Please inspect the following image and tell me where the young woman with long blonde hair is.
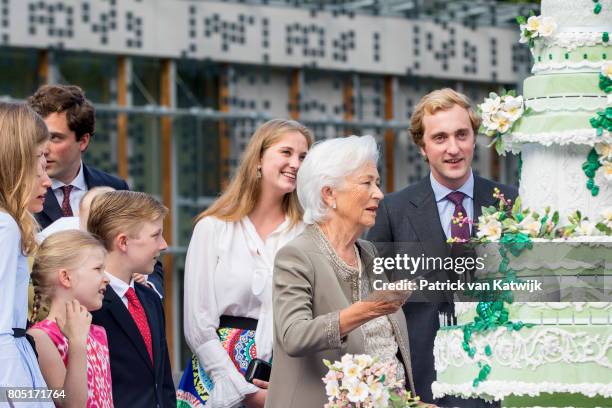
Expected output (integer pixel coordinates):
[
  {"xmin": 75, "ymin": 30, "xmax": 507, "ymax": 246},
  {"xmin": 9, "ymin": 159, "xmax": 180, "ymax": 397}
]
[
  {"xmin": 178, "ymin": 119, "xmax": 313, "ymax": 408},
  {"xmin": 0, "ymin": 102, "xmax": 53, "ymax": 406}
]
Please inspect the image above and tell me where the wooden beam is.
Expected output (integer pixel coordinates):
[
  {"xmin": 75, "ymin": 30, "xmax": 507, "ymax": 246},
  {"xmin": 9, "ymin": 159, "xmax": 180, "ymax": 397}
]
[
  {"xmin": 343, "ymin": 75, "xmax": 354, "ymax": 131},
  {"xmin": 384, "ymin": 76, "xmax": 395, "ymax": 192},
  {"xmin": 116, "ymin": 56, "xmax": 129, "ymax": 181},
  {"xmin": 289, "ymin": 69, "xmax": 301, "ymax": 120},
  {"xmin": 219, "ymin": 64, "xmax": 231, "ymax": 189},
  {"xmin": 159, "ymin": 58, "xmax": 175, "ymax": 366},
  {"xmin": 37, "ymin": 50, "xmax": 50, "ymax": 85}
]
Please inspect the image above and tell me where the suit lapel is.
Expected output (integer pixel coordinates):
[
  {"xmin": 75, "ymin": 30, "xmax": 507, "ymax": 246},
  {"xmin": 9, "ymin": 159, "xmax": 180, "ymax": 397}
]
[
  {"xmin": 104, "ymin": 286, "xmax": 155, "ymax": 374},
  {"xmin": 404, "ymin": 177, "xmax": 449, "ymax": 258},
  {"xmin": 41, "ymin": 187, "xmax": 63, "ymax": 224},
  {"xmin": 82, "ymin": 164, "xmax": 98, "ymax": 188}
]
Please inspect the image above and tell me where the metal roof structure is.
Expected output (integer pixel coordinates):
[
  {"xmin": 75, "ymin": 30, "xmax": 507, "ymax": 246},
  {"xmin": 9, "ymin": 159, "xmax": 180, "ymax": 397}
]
[{"xmin": 196, "ymin": 0, "xmax": 540, "ymax": 27}]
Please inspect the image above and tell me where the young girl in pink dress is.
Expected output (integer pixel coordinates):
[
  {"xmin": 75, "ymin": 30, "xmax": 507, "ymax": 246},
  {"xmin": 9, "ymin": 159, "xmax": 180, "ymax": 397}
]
[{"xmin": 28, "ymin": 230, "xmax": 113, "ymax": 407}]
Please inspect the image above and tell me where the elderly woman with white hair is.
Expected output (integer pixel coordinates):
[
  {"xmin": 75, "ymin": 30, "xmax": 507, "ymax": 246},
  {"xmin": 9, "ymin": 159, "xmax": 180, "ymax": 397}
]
[{"xmin": 265, "ymin": 135, "xmax": 415, "ymax": 407}]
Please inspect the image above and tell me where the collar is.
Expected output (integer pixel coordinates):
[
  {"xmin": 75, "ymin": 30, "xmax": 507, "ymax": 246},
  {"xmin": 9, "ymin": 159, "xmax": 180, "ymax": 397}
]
[
  {"xmin": 430, "ymin": 170, "xmax": 474, "ymax": 203},
  {"xmin": 243, "ymin": 215, "xmax": 291, "ymax": 242},
  {"xmin": 51, "ymin": 161, "xmax": 87, "ymax": 191},
  {"xmin": 105, "ymin": 271, "xmax": 135, "ymax": 299}
]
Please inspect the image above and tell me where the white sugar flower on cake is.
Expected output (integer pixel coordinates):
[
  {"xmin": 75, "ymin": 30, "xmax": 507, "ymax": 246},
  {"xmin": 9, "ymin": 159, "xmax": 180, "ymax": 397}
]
[
  {"xmin": 476, "ymin": 215, "xmax": 503, "ymax": 241},
  {"xmin": 603, "ymin": 61, "xmax": 612, "ymax": 80},
  {"xmin": 595, "ymin": 143, "xmax": 612, "ymax": 162},
  {"xmin": 537, "ymin": 16, "xmax": 557, "ymax": 37},
  {"xmin": 501, "ymin": 95, "xmax": 525, "ymax": 122},
  {"xmin": 517, "ymin": 215, "xmax": 541, "ymax": 237},
  {"xmin": 480, "ymin": 93, "xmax": 502, "ymax": 116},
  {"xmin": 575, "ymin": 220, "xmax": 602, "ymax": 236},
  {"xmin": 485, "ymin": 113, "xmax": 512, "ymax": 134},
  {"xmin": 518, "ymin": 14, "xmax": 557, "ymax": 46},
  {"xmin": 601, "ymin": 208, "xmax": 612, "ymax": 229},
  {"xmin": 603, "ymin": 161, "xmax": 612, "ymax": 181},
  {"xmin": 479, "ymin": 92, "xmax": 526, "ymax": 154}
]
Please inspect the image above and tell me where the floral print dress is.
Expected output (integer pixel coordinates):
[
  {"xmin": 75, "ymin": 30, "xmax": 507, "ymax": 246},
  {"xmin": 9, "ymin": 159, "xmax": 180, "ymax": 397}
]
[{"xmin": 31, "ymin": 319, "xmax": 113, "ymax": 407}]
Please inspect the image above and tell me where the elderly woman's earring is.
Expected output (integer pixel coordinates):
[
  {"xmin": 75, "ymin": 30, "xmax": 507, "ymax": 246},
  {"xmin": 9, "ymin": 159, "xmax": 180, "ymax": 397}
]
[
  {"xmin": 256, "ymin": 165, "xmax": 262, "ymax": 179},
  {"xmin": 332, "ymin": 202, "xmax": 337, "ymax": 209}
]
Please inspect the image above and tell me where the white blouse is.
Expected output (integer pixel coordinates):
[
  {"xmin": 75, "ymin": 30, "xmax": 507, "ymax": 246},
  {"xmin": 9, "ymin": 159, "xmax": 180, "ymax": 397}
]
[{"xmin": 183, "ymin": 215, "xmax": 304, "ymax": 408}]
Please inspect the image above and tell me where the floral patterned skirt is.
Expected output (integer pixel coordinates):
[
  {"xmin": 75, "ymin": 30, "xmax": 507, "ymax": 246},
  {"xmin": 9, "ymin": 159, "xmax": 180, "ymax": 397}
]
[{"xmin": 176, "ymin": 326, "xmax": 257, "ymax": 408}]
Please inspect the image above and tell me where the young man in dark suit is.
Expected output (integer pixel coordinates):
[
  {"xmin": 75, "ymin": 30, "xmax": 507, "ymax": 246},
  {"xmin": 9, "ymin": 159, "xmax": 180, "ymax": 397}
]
[
  {"xmin": 27, "ymin": 85, "xmax": 128, "ymax": 229},
  {"xmin": 88, "ymin": 191, "xmax": 176, "ymax": 408},
  {"xmin": 367, "ymin": 88, "xmax": 518, "ymax": 407},
  {"xmin": 28, "ymin": 85, "xmax": 164, "ymax": 297}
]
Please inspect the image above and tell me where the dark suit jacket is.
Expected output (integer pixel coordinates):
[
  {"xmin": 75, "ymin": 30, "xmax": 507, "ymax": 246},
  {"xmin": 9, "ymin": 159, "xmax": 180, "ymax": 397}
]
[
  {"xmin": 35, "ymin": 164, "xmax": 129, "ymax": 229},
  {"xmin": 367, "ymin": 174, "xmax": 518, "ymax": 406},
  {"xmin": 92, "ymin": 283, "xmax": 176, "ymax": 408},
  {"xmin": 35, "ymin": 163, "xmax": 165, "ymax": 296}
]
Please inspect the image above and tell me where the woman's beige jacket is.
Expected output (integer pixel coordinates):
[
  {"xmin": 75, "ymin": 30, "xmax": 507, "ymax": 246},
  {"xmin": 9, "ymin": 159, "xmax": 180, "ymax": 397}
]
[{"xmin": 265, "ymin": 225, "xmax": 414, "ymax": 408}]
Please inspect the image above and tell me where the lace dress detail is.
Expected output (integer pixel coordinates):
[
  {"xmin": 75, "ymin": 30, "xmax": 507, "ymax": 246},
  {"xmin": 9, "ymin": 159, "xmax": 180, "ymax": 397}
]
[
  {"xmin": 360, "ymin": 273, "xmax": 406, "ymax": 383},
  {"xmin": 309, "ymin": 224, "xmax": 405, "ymax": 381}
]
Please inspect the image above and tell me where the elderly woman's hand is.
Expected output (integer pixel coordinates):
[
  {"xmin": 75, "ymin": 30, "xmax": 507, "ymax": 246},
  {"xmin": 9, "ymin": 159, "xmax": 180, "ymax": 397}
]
[{"xmin": 338, "ymin": 299, "xmax": 403, "ymax": 337}]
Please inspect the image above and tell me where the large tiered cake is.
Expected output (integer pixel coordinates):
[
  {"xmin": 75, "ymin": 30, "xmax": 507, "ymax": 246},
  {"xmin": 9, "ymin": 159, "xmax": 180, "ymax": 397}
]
[{"xmin": 432, "ymin": 0, "xmax": 612, "ymax": 406}]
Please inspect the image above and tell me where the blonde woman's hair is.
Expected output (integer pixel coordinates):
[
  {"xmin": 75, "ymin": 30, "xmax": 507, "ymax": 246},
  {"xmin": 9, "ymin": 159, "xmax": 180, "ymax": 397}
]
[
  {"xmin": 30, "ymin": 230, "xmax": 106, "ymax": 322},
  {"xmin": 409, "ymin": 88, "xmax": 481, "ymax": 148},
  {"xmin": 196, "ymin": 119, "xmax": 313, "ymax": 226},
  {"xmin": 87, "ymin": 190, "xmax": 168, "ymax": 251},
  {"xmin": 0, "ymin": 102, "xmax": 49, "ymax": 255}
]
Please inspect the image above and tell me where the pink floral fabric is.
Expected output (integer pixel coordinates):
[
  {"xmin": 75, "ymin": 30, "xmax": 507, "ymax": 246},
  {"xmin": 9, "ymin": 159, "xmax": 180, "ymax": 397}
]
[{"xmin": 32, "ymin": 319, "xmax": 113, "ymax": 407}]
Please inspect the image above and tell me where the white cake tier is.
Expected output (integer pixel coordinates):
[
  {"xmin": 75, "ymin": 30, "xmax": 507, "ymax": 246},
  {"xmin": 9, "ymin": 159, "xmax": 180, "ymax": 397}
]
[
  {"xmin": 519, "ymin": 143, "xmax": 612, "ymax": 222},
  {"xmin": 541, "ymin": 0, "xmax": 612, "ymax": 31},
  {"xmin": 455, "ymin": 302, "xmax": 612, "ymax": 325},
  {"xmin": 433, "ymin": 324, "xmax": 612, "ymax": 402}
]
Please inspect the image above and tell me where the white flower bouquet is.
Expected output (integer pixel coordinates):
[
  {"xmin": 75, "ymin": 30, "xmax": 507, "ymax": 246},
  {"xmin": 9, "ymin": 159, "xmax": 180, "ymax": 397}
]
[
  {"xmin": 478, "ymin": 90, "xmax": 526, "ymax": 154},
  {"xmin": 322, "ymin": 354, "xmax": 424, "ymax": 408}
]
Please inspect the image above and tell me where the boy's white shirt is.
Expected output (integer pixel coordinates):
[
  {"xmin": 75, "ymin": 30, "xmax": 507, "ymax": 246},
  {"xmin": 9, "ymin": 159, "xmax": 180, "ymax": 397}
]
[
  {"xmin": 105, "ymin": 271, "xmax": 134, "ymax": 309},
  {"xmin": 104, "ymin": 269, "xmax": 163, "ymax": 302}
]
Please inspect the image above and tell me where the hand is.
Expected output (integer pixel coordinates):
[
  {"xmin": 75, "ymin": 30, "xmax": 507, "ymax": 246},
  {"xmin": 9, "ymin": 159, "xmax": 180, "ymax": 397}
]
[
  {"xmin": 243, "ymin": 388, "xmax": 267, "ymax": 408},
  {"xmin": 252, "ymin": 379, "xmax": 269, "ymax": 389},
  {"xmin": 55, "ymin": 299, "xmax": 91, "ymax": 346},
  {"xmin": 359, "ymin": 298, "xmax": 404, "ymax": 319},
  {"xmin": 133, "ymin": 273, "xmax": 148, "ymax": 284},
  {"xmin": 339, "ymin": 299, "xmax": 403, "ymax": 337}
]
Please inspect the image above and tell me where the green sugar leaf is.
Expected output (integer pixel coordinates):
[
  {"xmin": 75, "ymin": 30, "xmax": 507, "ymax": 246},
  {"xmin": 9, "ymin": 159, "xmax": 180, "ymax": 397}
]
[{"xmin": 594, "ymin": 3, "xmax": 602, "ymax": 14}]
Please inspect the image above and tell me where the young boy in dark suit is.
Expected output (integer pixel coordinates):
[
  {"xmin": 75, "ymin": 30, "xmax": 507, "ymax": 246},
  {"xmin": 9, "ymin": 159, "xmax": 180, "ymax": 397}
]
[{"xmin": 88, "ymin": 190, "xmax": 176, "ymax": 408}]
